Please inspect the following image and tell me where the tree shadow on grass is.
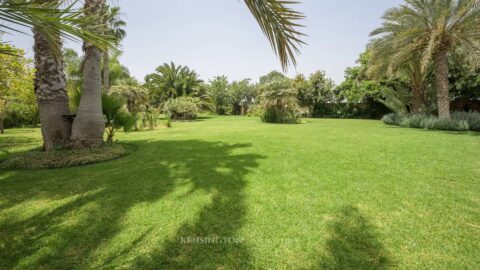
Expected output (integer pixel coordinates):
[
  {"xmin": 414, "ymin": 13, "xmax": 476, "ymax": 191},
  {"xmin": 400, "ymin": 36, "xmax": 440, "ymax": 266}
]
[
  {"xmin": 315, "ymin": 206, "xmax": 392, "ymax": 270},
  {"xmin": 0, "ymin": 139, "xmax": 263, "ymax": 269}
]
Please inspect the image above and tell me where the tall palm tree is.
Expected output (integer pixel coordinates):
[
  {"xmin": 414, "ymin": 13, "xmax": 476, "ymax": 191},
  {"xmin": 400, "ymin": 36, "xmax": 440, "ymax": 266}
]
[
  {"xmin": 32, "ymin": 1, "xmax": 71, "ymax": 150},
  {"xmin": 70, "ymin": 0, "xmax": 106, "ymax": 147},
  {"xmin": 368, "ymin": 38, "xmax": 431, "ymax": 113},
  {"xmin": 103, "ymin": 5, "xmax": 126, "ymax": 93},
  {"xmin": 371, "ymin": 0, "xmax": 480, "ymax": 118}
]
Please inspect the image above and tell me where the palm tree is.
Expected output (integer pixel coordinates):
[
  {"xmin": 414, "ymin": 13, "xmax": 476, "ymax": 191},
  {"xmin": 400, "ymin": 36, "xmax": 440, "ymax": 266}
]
[
  {"xmin": 70, "ymin": 0, "xmax": 107, "ymax": 147},
  {"xmin": 0, "ymin": 0, "xmax": 113, "ymax": 55},
  {"xmin": 32, "ymin": 3, "xmax": 71, "ymax": 150},
  {"xmin": 103, "ymin": 5, "xmax": 126, "ymax": 93},
  {"xmin": 371, "ymin": 0, "xmax": 480, "ymax": 118},
  {"xmin": 72, "ymin": 0, "xmax": 305, "ymax": 146},
  {"xmin": 145, "ymin": 62, "xmax": 204, "ymax": 105},
  {"xmin": 368, "ymin": 39, "xmax": 431, "ymax": 113}
]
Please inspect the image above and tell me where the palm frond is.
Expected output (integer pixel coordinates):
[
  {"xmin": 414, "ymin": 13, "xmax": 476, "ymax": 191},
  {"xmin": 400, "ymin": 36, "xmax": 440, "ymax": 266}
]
[{"xmin": 244, "ymin": 0, "xmax": 306, "ymax": 71}]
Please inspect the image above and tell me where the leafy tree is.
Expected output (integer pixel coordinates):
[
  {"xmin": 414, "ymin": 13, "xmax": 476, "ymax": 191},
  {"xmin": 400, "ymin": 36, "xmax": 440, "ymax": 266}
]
[
  {"xmin": 230, "ymin": 79, "xmax": 257, "ymax": 115},
  {"xmin": 296, "ymin": 71, "xmax": 336, "ymax": 116},
  {"xmin": 0, "ymin": 44, "xmax": 35, "ymax": 133},
  {"xmin": 259, "ymin": 71, "xmax": 287, "ymax": 85},
  {"xmin": 207, "ymin": 76, "xmax": 232, "ymax": 115},
  {"xmin": 336, "ymin": 52, "xmax": 392, "ymax": 119},
  {"xmin": 63, "ymin": 48, "xmax": 82, "ymax": 92},
  {"xmin": 449, "ymin": 53, "xmax": 480, "ymax": 111},
  {"xmin": 108, "ymin": 52, "xmax": 131, "ymax": 87},
  {"xmin": 371, "ymin": 0, "xmax": 480, "ymax": 118}
]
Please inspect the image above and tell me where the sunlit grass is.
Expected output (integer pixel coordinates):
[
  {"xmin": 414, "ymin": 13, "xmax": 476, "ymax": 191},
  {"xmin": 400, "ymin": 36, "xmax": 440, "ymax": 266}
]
[{"xmin": 0, "ymin": 116, "xmax": 479, "ymax": 269}]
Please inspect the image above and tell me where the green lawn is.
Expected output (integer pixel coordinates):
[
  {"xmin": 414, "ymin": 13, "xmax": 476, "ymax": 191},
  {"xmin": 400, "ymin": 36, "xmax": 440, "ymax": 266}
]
[{"xmin": 1, "ymin": 116, "xmax": 479, "ymax": 269}]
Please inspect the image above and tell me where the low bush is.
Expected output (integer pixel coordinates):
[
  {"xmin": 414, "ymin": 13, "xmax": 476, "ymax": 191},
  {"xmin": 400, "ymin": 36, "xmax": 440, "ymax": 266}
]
[
  {"xmin": 452, "ymin": 111, "xmax": 480, "ymax": 131},
  {"xmin": 400, "ymin": 114, "xmax": 427, "ymax": 128},
  {"xmin": 382, "ymin": 112, "xmax": 480, "ymax": 131},
  {"xmin": 381, "ymin": 113, "xmax": 404, "ymax": 126},
  {"xmin": 260, "ymin": 80, "xmax": 302, "ymax": 124},
  {"xmin": 163, "ymin": 97, "xmax": 199, "ymax": 120}
]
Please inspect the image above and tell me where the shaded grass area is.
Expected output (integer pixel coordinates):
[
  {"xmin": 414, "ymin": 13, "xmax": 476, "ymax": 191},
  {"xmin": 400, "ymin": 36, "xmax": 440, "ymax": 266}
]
[
  {"xmin": 0, "ymin": 117, "xmax": 479, "ymax": 269},
  {"xmin": 0, "ymin": 144, "xmax": 133, "ymax": 170}
]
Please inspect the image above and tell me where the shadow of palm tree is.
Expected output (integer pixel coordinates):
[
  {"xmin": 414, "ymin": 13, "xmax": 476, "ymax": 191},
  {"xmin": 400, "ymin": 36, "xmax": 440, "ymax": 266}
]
[
  {"xmin": 315, "ymin": 206, "xmax": 392, "ymax": 270},
  {"xmin": 0, "ymin": 140, "xmax": 264, "ymax": 269}
]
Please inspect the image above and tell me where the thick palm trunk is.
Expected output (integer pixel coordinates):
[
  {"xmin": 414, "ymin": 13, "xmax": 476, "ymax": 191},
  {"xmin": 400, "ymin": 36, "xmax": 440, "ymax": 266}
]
[
  {"xmin": 103, "ymin": 51, "xmax": 110, "ymax": 93},
  {"xmin": 33, "ymin": 26, "xmax": 71, "ymax": 151},
  {"xmin": 411, "ymin": 85, "xmax": 425, "ymax": 114},
  {"xmin": 71, "ymin": 0, "xmax": 106, "ymax": 147},
  {"xmin": 434, "ymin": 49, "xmax": 451, "ymax": 119}
]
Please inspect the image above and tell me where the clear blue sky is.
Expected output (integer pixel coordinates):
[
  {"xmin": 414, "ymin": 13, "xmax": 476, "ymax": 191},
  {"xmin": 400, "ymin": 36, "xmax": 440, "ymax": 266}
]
[{"xmin": 8, "ymin": 0, "xmax": 404, "ymax": 84}]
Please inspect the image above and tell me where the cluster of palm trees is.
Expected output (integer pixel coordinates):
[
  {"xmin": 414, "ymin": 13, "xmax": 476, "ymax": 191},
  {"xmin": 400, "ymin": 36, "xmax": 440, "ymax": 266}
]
[
  {"xmin": 0, "ymin": 0, "xmax": 305, "ymax": 151},
  {"xmin": 369, "ymin": 0, "xmax": 480, "ymax": 119}
]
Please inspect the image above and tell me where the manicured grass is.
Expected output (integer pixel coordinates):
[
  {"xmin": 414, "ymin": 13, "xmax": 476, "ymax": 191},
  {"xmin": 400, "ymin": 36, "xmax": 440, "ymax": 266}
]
[{"xmin": 0, "ymin": 116, "xmax": 479, "ymax": 269}]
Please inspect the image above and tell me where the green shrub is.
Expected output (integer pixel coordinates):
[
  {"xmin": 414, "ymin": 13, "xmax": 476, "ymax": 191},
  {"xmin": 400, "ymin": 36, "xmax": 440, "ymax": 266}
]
[
  {"xmin": 381, "ymin": 113, "xmax": 404, "ymax": 126},
  {"xmin": 419, "ymin": 117, "xmax": 469, "ymax": 131},
  {"xmin": 260, "ymin": 79, "xmax": 302, "ymax": 124},
  {"xmin": 382, "ymin": 112, "xmax": 478, "ymax": 131},
  {"xmin": 452, "ymin": 111, "xmax": 480, "ymax": 131},
  {"xmin": 261, "ymin": 107, "xmax": 302, "ymax": 124},
  {"xmin": 400, "ymin": 114, "xmax": 429, "ymax": 128},
  {"xmin": 163, "ymin": 96, "xmax": 199, "ymax": 120}
]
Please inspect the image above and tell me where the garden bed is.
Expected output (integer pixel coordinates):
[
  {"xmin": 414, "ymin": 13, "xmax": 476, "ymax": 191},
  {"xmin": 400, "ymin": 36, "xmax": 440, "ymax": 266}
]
[{"xmin": 0, "ymin": 143, "xmax": 135, "ymax": 170}]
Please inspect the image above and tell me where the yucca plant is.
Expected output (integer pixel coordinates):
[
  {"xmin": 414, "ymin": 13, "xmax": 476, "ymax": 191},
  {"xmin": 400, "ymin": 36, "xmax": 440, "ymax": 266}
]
[{"xmin": 371, "ymin": 0, "xmax": 480, "ymax": 119}]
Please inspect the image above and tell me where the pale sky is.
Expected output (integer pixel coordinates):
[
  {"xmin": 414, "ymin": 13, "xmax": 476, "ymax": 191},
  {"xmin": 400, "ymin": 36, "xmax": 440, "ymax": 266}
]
[{"xmin": 7, "ymin": 0, "xmax": 404, "ymax": 84}]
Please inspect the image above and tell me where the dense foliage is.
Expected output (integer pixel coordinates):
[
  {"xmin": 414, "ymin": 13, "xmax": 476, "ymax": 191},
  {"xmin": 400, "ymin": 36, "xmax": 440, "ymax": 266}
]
[
  {"xmin": 0, "ymin": 44, "xmax": 37, "ymax": 132},
  {"xmin": 259, "ymin": 79, "xmax": 302, "ymax": 123},
  {"xmin": 162, "ymin": 96, "xmax": 201, "ymax": 120}
]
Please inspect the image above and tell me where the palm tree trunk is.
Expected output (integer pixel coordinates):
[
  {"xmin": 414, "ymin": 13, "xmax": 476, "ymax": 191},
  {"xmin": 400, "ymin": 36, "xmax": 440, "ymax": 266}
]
[
  {"xmin": 70, "ymin": 0, "xmax": 105, "ymax": 147},
  {"xmin": 103, "ymin": 51, "xmax": 110, "ymax": 93},
  {"xmin": 411, "ymin": 85, "xmax": 425, "ymax": 114},
  {"xmin": 434, "ymin": 49, "xmax": 451, "ymax": 119},
  {"xmin": 33, "ymin": 25, "xmax": 71, "ymax": 151}
]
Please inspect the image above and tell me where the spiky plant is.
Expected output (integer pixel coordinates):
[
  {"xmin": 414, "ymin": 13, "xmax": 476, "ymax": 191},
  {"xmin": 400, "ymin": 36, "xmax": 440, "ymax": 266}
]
[{"xmin": 371, "ymin": 0, "xmax": 480, "ymax": 118}]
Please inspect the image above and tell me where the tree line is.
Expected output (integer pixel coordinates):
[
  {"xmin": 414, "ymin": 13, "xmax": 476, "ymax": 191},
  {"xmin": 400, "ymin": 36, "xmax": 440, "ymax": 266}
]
[{"xmin": 0, "ymin": 0, "xmax": 305, "ymax": 150}]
